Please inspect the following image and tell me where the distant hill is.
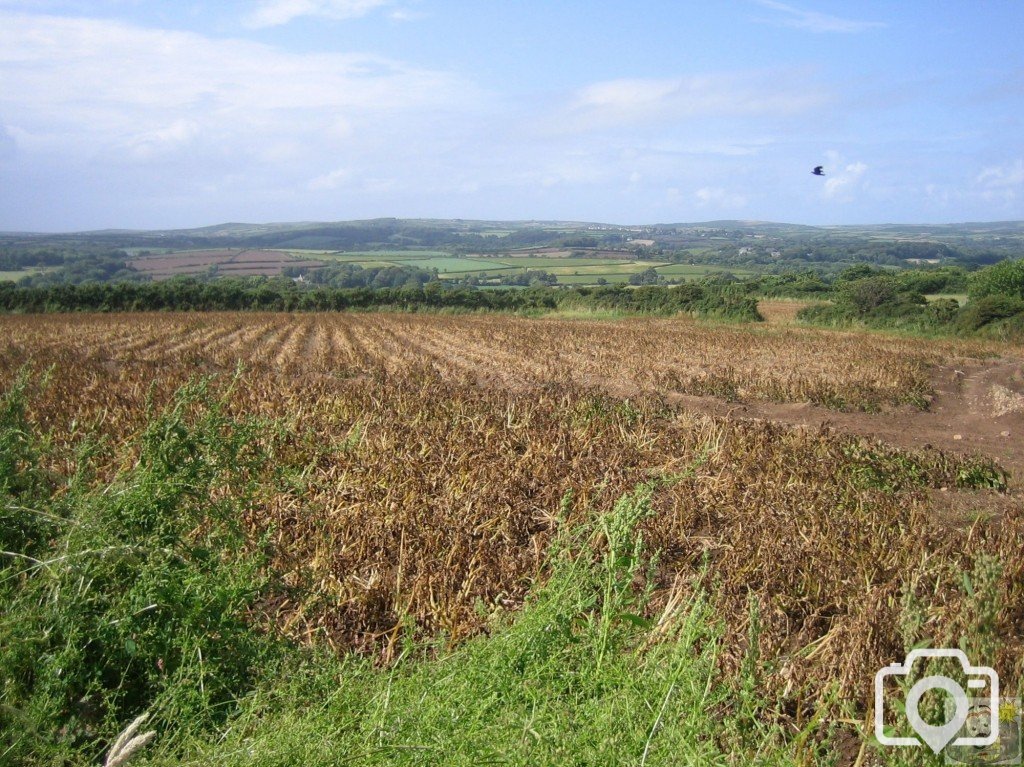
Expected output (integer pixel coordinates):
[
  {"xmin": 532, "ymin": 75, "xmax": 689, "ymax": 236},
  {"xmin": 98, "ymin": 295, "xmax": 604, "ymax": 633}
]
[
  {"xmin": 2, "ymin": 219, "xmax": 1021, "ymax": 281},
  {"xmin": 4, "ymin": 217, "xmax": 1024, "ymax": 244}
]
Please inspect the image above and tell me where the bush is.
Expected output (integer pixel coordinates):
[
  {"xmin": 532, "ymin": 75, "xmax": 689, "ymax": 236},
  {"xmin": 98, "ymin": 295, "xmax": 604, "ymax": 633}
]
[
  {"xmin": 0, "ymin": 370, "xmax": 52, "ymax": 558},
  {"xmin": 837, "ymin": 276, "xmax": 926, "ymax": 317},
  {"xmin": 0, "ymin": 376, "xmax": 281, "ymax": 764},
  {"xmin": 968, "ymin": 258, "xmax": 1024, "ymax": 300},
  {"xmin": 955, "ymin": 295, "xmax": 1024, "ymax": 332},
  {"xmin": 796, "ymin": 302, "xmax": 848, "ymax": 326},
  {"xmin": 925, "ymin": 297, "xmax": 961, "ymax": 325}
]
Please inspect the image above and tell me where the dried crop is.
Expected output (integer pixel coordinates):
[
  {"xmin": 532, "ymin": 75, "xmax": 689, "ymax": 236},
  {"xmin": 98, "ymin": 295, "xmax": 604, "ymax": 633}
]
[{"xmin": 1, "ymin": 310, "xmax": 1020, "ymax": 735}]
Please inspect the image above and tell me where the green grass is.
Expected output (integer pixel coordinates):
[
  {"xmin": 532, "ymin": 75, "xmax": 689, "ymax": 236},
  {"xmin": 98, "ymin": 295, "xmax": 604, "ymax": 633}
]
[
  {"xmin": 546, "ymin": 274, "xmax": 637, "ymax": 285},
  {"xmin": 479, "ymin": 257, "xmax": 636, "ymax": 269},
  {"xmin": 373, "ymin": 257, "xmax": 482, "ymax": 273},
  {"xmin": 0, "ymin": 269, "xmax": 54, "ymax": 281},
  {"xmin": 314, "ymin": 250, "xmax": 452, "ymax": 260},
  {"xmin": 654, "ymin": 264, "xmax": 757, "ymax": 277},
  {"xmin": 546, "ymin": 262, "xmax": 668, "ymax": 276},
  {"xmin": 153, "ymin": 485, "xmax": 803, "ymax": 767}
]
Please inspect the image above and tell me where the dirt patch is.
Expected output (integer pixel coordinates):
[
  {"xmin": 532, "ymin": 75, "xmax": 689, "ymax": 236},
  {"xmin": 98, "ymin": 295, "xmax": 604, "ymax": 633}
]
[
  {"xmin": 757, "ymin": 299, "xmax": 823, "ymax": 324},
  {"xmin": 658, "ymin": 356, "xmax": 1024, "ymax": 488}
]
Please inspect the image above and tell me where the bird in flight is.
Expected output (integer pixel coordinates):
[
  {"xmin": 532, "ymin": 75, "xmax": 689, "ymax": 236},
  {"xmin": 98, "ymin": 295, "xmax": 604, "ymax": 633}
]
[{"xmin": 812, "ymin": 166, "xmax": 825, "ymax": 176}]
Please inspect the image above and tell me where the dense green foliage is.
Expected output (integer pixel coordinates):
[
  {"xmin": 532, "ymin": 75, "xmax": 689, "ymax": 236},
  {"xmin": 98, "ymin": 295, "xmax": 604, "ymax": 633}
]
[
  {"xmin": 281, "ymin": 262, "xmax": 438, "ymax": 289},
  {"xmin": 558, "ymin": 284, "xmax": 763, "ymax": 321},
  {"xmin": 496, "ymin": 269, "xmax": 558, "ymax": 286},
  {"xmin": 0, "ymin": 378, "xmax": 280, "ymax": 763},
  {"xmin": 1, "ymin": 248, "xmax": 140, "ymax": 285},
  {"xmin": 795, "ymin": 258, "xmax": 1024, "ymax": 339},
  {"xmin": 0, "ymin": 279, "xmax": 763, "ymax": 321},
  {"xmin": 968, "ymin": 257, "xmax": 1024, "ymax": 300}
]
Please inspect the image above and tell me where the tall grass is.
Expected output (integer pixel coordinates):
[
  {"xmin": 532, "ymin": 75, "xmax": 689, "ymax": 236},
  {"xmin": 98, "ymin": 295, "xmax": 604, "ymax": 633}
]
[
  {"xmin": 0, "ymin": 375, "xmax": 281, "ymax": 764},
  {"xmin": 148, "ymin": 486, "xmax": 800, "ymax": 767}
]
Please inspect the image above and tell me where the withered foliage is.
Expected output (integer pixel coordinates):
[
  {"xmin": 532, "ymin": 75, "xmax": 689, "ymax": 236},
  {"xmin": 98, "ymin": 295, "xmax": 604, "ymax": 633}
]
[{"xmin": 2, "ymin": 311, "xmax": 1020, "ymax": 724}]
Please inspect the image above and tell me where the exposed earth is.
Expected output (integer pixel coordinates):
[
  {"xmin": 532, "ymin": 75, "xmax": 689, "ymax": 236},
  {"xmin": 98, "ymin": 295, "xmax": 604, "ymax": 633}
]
[{"xmin": 660, "ymin": 357, "xmax": 1024, "ymax": 488}]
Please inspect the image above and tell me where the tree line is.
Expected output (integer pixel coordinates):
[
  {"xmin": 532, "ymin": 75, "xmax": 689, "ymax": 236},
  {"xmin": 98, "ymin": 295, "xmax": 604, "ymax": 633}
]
[
  {"xmin": 791, "ymin": 259, "xmax": 1024, "ymax": 339},
  {"xmin": 0, "ymin": 278, "xmax": 762, "ymax": 320}
]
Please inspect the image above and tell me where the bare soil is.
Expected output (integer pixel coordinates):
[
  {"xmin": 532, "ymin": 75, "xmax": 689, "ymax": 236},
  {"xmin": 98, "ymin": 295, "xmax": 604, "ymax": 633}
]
[{"xmin": 660, "ymin": 356, "xmax": 1024, "ymax": 489}]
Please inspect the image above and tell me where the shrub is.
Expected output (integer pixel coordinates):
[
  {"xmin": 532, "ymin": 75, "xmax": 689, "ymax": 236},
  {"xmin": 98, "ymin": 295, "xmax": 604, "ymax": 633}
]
[
  {"xmin": 968, "ymin": 258, "xmax": 1024, "ymax": 300},
  {"xmin": 0, "ymin": 376, "xmax": 281, "ymax": 764},
  {"xmin": 955, "ymin": 295, "xmax": 1024, "ymax": 332},
  {"xmin": 925, "ymin": 297, "xmax": 961, "ymax": 324}
]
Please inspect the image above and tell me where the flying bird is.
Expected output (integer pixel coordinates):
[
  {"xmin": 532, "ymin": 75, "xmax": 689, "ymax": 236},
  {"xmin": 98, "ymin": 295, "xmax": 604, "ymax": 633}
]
[{"xmin": 812, "ymin": 166, "xmax": 825, "ymax": 176}]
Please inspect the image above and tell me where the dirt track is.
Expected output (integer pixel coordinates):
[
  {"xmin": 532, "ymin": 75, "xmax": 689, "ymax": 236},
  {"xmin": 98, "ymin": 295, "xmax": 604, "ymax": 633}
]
[{"xmin": 657, "ymin": 357, "xmax": 1024, "ymax": 490}]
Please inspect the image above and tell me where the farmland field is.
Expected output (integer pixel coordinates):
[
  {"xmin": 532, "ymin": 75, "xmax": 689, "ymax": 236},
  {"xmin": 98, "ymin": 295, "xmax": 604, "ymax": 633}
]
[
  {"xmin": 130, "ymin": 249, "xmax": 326, "ymax": 277},
  {"xmin": 655, "ymin": 262, "xmax": 757, "ymax": 277},
  {"xmin": 127, "ymin": 248, "xmax": 765, "ymax": 286},
  {"xmin": 2, "ymin": 311, "xmax": 1022, "ymax": 765},
  {"xmin": 0, "ymin": 268, "xmax": 56, "ymax": 281}
]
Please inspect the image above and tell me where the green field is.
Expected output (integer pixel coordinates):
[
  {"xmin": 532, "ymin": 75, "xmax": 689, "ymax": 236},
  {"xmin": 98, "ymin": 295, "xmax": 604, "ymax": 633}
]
[
  {"xmin": 654, "ymin": 263, "xmax": 756, "ymax": 277},
  {"xmin": 312, "ymin": 249, "xmax": 451, "ymax": 261},
  {"xmin": 925, "ymin": 293, "xmax": 969, "ymax": 304},
  {"xmin": 477, "ymin": 257, "xmax": 635, "ymax": 268},
  {"xmin": 279, "ymin": 249, "xmax": 765, "ymax": 285},
  {"xmin": 0, "ymin": 268, "xmax": 54, "ymax": 281}
]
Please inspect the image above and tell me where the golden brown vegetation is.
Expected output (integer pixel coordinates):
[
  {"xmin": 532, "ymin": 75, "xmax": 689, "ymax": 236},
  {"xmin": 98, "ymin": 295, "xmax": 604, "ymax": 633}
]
[
  {"xmin": 1, "ymin": 311, "xmax": 1008, "ymax": 409},
  {"xmin": 1, "ymin": 311, "xmax": 1020, "ymax": 729}
]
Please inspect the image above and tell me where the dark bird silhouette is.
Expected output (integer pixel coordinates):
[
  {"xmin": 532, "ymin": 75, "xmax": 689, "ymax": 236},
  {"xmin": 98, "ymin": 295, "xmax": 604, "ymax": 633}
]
[{"xmin": 812, "ymin": 166, "xmax": 825, "ymax": 176}]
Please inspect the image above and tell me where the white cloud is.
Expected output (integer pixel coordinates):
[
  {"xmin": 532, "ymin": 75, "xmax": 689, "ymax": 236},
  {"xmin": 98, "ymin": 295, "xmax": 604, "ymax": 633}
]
[
  {"xmin": 557, "ymin": 70, "xmax": 828, "ymax": 133},
  {"xmin": 307, "ymin": 167, "xmax": 350, "ymax": 190},
  {"xmin": 535, "ymin": 156, "xmax": 612, "ymax": 189},
  {"xmin": 388, "ymin": 7, "xmax": 425, "ymax": 22},
  {"xmin": 695, "ymin": 186, "xmax": 748, "ymax": 209},
  {"xmin": 750, "ymin": 0, "xmax": 885, "ymax": 33},
  {"xmin": 823, "ymin": 161, "xmax": 868, "ymax": 200},
  {"xmin": 126, "ymin": 119, "xmax": 200, "ymax": 160},
  {"xmin": 0, "ymin": 11, "xmax": 471, "ymax": 158},
  {"xmin": 244, "ymin": 0, "xmax": 392, "ymax": 28},
  {"xmin": 572, "ymin": 78, "xmax": 682, "ymax": 113},
  {"xmin": 975, "ymin": 159, "xmax": 1024, "ymax": 205},
  {"xmin": 0, "ymin": 123, "xmax": 16, "ymax": 161},
  {"xmin": 976, "ymin": 159, "xmax": 1024, "ymax": 189}
]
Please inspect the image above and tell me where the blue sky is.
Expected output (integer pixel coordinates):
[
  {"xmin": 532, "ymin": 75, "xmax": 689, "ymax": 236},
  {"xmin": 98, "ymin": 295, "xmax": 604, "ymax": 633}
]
[{"xmin": 0, "ymin": 1, "xmax": 1022, "ymax": 231}]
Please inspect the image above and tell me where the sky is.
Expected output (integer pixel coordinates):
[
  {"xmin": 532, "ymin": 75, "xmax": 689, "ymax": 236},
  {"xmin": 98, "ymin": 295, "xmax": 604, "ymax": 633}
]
[{"xmin": 0, "ymin": 1, "xmax": 1022, "ymax": 231}]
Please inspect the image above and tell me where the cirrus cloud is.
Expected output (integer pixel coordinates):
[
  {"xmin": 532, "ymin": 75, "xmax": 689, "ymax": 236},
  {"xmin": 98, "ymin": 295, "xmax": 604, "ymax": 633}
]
[
  {"xmin": 556, "ymin": 69, "xmax": 830, "ymax": 134},
  {"xmin": 750, "ymin": 0, "xmax": 886, "ymax": 34},
  {"xmin": 244, "ymin": 0, "xmax": 393, "ymax": 28}
]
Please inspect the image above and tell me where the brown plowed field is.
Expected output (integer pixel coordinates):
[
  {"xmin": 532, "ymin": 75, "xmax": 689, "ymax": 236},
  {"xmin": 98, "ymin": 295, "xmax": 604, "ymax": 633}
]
[{"xmin": 131, "ymin": 249, "xmax": 325, "ymax": 277}]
